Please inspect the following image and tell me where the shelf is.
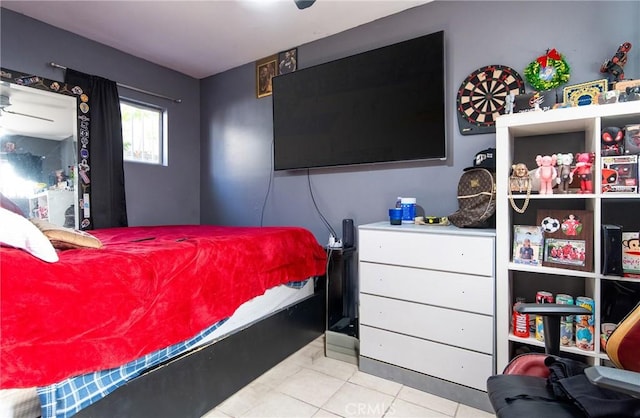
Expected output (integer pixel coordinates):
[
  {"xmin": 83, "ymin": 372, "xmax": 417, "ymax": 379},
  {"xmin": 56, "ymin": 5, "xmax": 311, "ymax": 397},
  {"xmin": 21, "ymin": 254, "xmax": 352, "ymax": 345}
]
[
  {"xmin": 509, "ymin": 193, "xmax": 595, "ymax": 200},
  {"xmin": 496, "ymin": 101, "xmax": 640, "ymax": 134},
  {"xmin": 599, "ymin": 193, "xmax": 640, "ymax": 199},
  {"xmin": 495, "ymin": 102, "xmax": 640, "ymax": 372},
  {"xmin": 599, "ymin": 275, "xmax": 640, "ymax": 283},
  {"xmin": 507, "ymin": 263, "xmax": 595, "ymax": 278},
  {"xmin": 508, "ymin": 334, "xmax": 610, "ymax": 361}
]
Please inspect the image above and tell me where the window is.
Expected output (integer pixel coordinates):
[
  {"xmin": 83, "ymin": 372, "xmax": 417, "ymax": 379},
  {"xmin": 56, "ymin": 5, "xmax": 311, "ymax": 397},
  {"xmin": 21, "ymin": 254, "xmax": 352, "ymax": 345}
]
[{"xmin": 120, "ymin": 99, "xmax": 165, "ymax": 165}]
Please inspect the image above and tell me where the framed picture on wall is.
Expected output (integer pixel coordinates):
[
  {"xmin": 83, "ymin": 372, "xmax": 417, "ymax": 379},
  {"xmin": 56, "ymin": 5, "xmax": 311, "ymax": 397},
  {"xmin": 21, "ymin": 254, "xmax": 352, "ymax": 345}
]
[
  {"xmin": 536, "ymin": 209, "xmax": 593, "ymax": 272},
  {"xmin": 256, "ymin": 54, "xmax": 278, "ymax": 98},
  {"xmin": 278, "ymin": 48, "xmax": 298, "ymax": 74}
]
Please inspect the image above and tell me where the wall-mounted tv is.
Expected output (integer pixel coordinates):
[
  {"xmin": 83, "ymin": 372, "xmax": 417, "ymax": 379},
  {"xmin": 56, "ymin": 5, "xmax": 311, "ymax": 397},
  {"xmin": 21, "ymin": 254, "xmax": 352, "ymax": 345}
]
[{"xmin": 272, "ymin": 30, "xmax": 446, "ymax": 171}]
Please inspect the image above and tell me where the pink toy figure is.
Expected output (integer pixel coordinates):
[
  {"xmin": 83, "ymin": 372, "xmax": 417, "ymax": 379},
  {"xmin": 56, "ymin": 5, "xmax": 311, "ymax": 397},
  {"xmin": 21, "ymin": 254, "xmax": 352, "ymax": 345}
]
[
  {"xmin": 572, "ymin": 153, "xmax": 594, "ymax": 194},
  {"xmin": 535, "ymin": 154, "xmax": 558, "ymax": 195}
]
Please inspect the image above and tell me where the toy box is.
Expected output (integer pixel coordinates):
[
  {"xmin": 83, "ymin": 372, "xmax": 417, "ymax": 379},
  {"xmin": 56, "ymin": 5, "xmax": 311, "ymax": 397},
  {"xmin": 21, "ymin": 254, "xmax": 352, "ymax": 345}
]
[
  {"xmin": 514, "ymin": 91, "xmax": 556, "ymax": 113},
  {"xmin": 614, "ymin": 79, "xmax": 640, "ymax": 94},
  {"xmin": 625, "ymin": 124, "xmax": 640, "ymax": 155},
  {"xmin": 601, "ymin": 154, "xmax": 638, "ymax": 193},
  {"xmin": 622, "ymin": 231, "xmax": 640, "ymax": 278}
]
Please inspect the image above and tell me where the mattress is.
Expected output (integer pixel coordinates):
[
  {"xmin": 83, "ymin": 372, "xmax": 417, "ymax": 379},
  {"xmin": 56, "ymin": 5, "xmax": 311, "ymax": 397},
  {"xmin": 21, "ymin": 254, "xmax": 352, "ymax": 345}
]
[
  {"xmin": 0, "ymin": 278, "xmax": 315, "ymax": 418},
  {"xmin": 2, "ymin": 225, "xmax": 326, "ymax": 388}
]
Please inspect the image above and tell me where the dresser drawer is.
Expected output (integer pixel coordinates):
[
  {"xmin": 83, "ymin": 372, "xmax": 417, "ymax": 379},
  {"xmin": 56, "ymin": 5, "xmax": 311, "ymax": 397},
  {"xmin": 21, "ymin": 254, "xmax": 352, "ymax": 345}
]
[
  {"xmin": 360, "ymin": 294, "xmax": 493, "ymax": 354},
  {"xmin": 359, "ymin": 229, "xmax": 494, "ymax": 276},
  {"xmin": 359, "ymin": 262, "xmax": 493, "ymax": 314},
  {"xmin": 360, "ymin": 325, "xmax": 493, "ymax": 391}
]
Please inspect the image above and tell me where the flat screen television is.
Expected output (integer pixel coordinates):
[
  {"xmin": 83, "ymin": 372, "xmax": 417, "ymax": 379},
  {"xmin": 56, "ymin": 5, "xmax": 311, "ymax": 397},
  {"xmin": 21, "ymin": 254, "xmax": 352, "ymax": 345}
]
[{"xmin": 272, "ymin": 30, "xmax": 446, "ymax": 171}]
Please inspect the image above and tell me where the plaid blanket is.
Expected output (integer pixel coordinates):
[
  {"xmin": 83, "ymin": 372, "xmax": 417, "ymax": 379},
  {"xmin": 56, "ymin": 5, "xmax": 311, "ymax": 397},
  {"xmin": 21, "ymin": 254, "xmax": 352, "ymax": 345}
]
[{"xmin": 37, "ymin": 279, "xmax": 309, "ymax": 418}]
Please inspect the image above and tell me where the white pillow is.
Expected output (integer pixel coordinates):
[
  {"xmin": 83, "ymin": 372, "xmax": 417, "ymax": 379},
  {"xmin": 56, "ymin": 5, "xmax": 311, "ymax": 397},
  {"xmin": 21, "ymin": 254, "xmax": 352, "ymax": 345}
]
[{"xmin": 0, "ymin": 207, "xmax": 59, "ymax": 262}]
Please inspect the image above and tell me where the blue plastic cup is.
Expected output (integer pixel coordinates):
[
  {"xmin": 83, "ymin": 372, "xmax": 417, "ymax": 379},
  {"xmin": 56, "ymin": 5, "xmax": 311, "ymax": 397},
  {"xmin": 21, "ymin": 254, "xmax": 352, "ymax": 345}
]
[{"xmin": 389, "ymin": 208, "xmax": 403, "ymax": 225}]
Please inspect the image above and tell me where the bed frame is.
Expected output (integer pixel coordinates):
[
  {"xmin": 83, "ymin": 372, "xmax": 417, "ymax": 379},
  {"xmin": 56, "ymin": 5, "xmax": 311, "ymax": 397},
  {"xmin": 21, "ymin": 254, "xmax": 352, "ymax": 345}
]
[{"xmin": 74, "ymin": 278, "xmax": 326, "ymax": 418}]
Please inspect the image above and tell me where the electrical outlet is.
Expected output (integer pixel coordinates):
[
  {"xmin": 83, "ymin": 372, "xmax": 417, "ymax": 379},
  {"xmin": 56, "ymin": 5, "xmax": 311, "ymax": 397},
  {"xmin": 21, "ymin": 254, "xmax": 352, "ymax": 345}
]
[{"xmin": 328, "ymin": 235, "xmax": 343, "ymax": 248}]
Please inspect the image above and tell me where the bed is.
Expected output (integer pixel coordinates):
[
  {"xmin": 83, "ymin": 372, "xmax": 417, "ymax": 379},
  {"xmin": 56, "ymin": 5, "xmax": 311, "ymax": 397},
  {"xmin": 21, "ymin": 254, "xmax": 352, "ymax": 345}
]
[{"xmin": 0, "ymin": 209, "xmax": 327, "ymax": 418}]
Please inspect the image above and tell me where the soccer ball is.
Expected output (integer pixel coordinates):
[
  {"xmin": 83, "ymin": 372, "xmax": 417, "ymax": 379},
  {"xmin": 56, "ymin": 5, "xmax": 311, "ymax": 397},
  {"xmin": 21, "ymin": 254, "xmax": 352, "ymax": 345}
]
[{"xmin": 541, "ymin": 216, "xmax": 560, "ymax": 233}]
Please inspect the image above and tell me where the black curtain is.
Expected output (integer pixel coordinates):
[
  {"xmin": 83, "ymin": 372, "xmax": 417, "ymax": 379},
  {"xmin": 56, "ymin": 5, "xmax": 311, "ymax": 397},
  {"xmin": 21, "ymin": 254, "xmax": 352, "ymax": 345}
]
[{"xmin": 65, "ymin": 69, "xmax": 128, "ymax": 228}]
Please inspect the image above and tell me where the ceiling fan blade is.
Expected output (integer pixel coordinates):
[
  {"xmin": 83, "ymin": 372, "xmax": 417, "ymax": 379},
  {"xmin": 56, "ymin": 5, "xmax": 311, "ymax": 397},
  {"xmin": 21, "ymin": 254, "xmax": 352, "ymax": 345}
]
[
  {"xmin": 3, "ymin": 109, "xmax": 54, "ymax": 122},
  {"xmin": 294, "ymin": 0, "xmax": 315, "ymax": 9}
]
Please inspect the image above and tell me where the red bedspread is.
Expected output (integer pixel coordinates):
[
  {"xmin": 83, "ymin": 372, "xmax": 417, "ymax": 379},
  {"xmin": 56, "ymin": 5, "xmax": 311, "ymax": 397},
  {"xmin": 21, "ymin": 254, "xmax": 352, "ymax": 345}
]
[{"xmin": 0, "ymin": 225, "xmax": 326, "ymax": 388}]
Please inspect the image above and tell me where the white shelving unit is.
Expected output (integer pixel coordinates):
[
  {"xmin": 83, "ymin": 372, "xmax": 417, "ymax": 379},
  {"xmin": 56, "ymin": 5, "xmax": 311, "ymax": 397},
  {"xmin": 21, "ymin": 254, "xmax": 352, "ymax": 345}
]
[
  {"xmin": 495, "ymin": 101, "xmax": 640, "ymax": 372},
  {"xmin": 28, "ymin": 189, "xmax": 76, "ymax": 227}
]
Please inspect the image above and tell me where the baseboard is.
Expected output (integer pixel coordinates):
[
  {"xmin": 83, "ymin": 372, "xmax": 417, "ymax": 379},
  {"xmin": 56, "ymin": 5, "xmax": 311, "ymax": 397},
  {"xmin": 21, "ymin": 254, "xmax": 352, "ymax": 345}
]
[{"xmin": 359, "ymin": 356, "xmax": 492, "ymax": 413}]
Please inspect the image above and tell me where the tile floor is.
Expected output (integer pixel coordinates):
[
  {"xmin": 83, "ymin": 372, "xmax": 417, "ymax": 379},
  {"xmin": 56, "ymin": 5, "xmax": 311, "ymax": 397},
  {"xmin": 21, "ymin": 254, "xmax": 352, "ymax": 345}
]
[{"xmin": 201, "ymin": 336, "xmax": 496, "ymax": 418}]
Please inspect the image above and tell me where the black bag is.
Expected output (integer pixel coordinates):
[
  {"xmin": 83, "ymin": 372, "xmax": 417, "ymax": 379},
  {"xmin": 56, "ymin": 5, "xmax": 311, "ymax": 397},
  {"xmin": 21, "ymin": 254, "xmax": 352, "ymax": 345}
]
[{"xmin": 449, "ymin": 168, "xmax": 496, "ymax": 228}]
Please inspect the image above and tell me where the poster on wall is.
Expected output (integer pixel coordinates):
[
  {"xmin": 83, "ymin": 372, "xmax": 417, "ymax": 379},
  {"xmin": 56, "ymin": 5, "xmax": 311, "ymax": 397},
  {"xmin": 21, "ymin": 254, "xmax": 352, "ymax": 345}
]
[{"xmin": 256, "ymin": 55, "xmax": 277, "ymax": 98}]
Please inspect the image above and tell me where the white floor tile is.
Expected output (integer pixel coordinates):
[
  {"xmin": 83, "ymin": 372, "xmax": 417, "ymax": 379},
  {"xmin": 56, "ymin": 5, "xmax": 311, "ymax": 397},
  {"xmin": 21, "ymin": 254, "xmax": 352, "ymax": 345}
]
[
  {"xmin": 253, "ymin": 360, "xmax": 303, "ymax": 389},
  {"xmin": 201, "ymin": 337, "xmax": 495, "ymax": 418},
  {"xmin": 455, "ymin": 404, "xmax": 496, "ymax": 418},
  {"xmin": 386, "ymin": 398, "xmax": 450, "ymax": 417},
  {"xmin": 307, "ymin": 354, "xmax": 358, "ymax": 381},
  {"xmin": 348, "ymin": 371, "xmax": 402, "ymax": 397},
  {"xmin": 313, "ymin": 409, "xmax": 344, "ymax": 418},
  {"xmin": 216, "ymin": 381, "xmax": 273, "ymax": 417},
  {"xmin": 322, "ymin": 382, "xmax": 395, "ymax": 418},
  {"xmin": 276, "ymin": 368, "xmax": 346, "ymax": 407},
  {"xmin": 396, "ymin": 386, "xmax": 458, "ymax": 416},
  {"xmin": 239, "ymin": 391, "xmax": 318, "ymax": 418},
  {"xmin": 282, "ymin": 339, "xmax": 325, "ymax": 368}
]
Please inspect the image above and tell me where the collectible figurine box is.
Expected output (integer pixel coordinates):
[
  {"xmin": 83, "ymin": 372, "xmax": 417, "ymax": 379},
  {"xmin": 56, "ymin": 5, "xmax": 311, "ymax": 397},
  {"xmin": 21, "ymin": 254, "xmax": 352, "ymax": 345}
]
[
  {"xmin": 514, "ymin": 91, "xmax": 556, "ymax": 113},
  {"xmin": 625, "ymin": 124, "xmax": 640, "ymax": 155},
  {"xmin": 614, "ymin": 79, "xmax": 640, "ymax": 94},
  {"xmin": 563, "ymin": 79, "xmax": 608, "ymax": 107},
  {"xmin": 601, "ymin": 154, "xmax": 638, "ymax": 193},
  {"xmin": 622, "ymin": 231, "xmax": 640, "ymax": 278}
]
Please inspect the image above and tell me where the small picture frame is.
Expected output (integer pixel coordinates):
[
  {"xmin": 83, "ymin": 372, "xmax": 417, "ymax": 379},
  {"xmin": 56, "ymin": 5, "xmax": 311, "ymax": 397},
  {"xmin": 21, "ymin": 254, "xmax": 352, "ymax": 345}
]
[
  {"xmin": 544, "ymin": 238, "xmax": 587, "ymax": 267},
  {"xmin": 537, "ymin": 209, "xmax": 594, "ymax": 272},
  {"xmin": 512, "ymin": 225, "xmax": 544, "ymax": 265},
  {"xmin": 256, "ymin": 54, "xmax": 278, "ymax": 98},
  {"xmin": 278, "ymin": 48, "xmax": 298, "ymax": 75}
]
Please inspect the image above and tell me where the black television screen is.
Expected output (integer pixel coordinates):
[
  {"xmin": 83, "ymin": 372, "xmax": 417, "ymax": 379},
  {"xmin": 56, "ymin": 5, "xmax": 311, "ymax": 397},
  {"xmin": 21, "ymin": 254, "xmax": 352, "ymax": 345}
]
[{"xmin": 272, "ymin": 30, "xmax": 446, "ymax": 171}]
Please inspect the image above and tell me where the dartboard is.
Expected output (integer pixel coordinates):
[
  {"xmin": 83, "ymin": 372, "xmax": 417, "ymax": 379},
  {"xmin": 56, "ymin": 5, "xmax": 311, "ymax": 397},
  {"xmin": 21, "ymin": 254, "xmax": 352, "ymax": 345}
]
[{"xmin": 457, "ymin": 65, "xmax": 525, "ymax": 135}]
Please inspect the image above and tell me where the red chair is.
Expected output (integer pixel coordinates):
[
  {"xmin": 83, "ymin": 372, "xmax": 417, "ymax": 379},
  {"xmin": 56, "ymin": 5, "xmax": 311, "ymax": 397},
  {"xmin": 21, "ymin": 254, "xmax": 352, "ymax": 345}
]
[{"xmin": 487, "ymin": 302, "xmax": 640, "ymax": 418}]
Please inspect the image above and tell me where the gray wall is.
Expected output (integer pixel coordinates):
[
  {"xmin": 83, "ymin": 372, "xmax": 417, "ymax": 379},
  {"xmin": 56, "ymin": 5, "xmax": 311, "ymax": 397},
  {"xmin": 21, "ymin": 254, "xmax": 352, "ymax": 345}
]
[
  {"xmin": 200, "ymin": 1, "xmax": 640, "ymax": 244},
  {"xmin": 2, "ymin": 3, "xmax": 639, "ymax": 243},
  {"xmin": 0, "ymin": 8, "xmax": 201, "ymax": 226}
]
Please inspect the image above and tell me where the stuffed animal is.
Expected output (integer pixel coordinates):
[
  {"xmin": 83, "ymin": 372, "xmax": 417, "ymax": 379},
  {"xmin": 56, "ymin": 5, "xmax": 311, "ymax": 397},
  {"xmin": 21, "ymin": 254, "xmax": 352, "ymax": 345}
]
[
  {"xmin": 555, "ymin": 153, "xmax": 573, "ymax": 193},
  {"xmin": 572, "ymin": 152, "xmax": 594, "ymax": 194},
  {"xmin": 535, "ymin": 154, "xmax": 558, "ymax": 195}
]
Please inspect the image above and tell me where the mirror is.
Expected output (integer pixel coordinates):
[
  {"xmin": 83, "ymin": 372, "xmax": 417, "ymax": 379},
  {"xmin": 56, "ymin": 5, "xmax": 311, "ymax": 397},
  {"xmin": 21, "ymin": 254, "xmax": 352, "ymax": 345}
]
[{"xmin": 0, "ymin": 68, "xmax": 92, "ymax": 229}]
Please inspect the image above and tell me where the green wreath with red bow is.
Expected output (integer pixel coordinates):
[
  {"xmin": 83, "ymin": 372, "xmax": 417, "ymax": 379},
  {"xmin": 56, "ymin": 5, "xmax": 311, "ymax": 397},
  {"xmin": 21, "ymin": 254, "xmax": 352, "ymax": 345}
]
[{"xmin": 524, "ymin": 49, "xmax": 571, "ymax": 91}]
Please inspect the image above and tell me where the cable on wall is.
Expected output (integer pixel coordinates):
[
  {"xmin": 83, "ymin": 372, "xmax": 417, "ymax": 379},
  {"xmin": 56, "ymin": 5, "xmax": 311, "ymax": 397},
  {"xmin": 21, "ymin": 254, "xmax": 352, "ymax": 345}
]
[
  {"xmin": 49, "ymin": 62, "xmax": 182, "ymax": 103},
  {"xmin": 307, "ymin": 168, "xmax": 338, "ymax": 239}
]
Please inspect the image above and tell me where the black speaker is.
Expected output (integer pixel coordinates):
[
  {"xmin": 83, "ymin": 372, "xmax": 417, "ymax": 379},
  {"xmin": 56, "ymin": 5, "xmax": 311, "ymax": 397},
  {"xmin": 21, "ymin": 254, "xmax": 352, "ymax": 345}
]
[
  {"xmin": 602, "ymin": 224, "xmax": 623, "ymax": 276},
  {"xmin": 342, "ymin": 219, "xmax": 354, "ymax": 248}
]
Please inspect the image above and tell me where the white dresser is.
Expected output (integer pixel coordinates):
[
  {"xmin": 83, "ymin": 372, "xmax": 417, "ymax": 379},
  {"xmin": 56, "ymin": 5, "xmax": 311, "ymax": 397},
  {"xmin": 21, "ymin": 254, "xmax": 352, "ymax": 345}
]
[{"xmin": 358, "ymin": 222, "xmax": 495, "ymax": 411}]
